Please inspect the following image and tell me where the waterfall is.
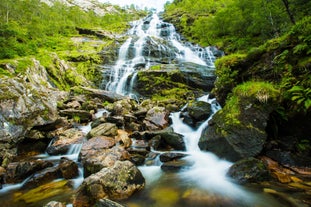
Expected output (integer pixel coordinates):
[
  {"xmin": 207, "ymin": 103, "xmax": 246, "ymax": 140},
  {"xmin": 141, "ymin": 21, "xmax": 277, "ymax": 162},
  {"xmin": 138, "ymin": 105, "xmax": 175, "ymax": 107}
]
[{"xmin": 103, "ymin": 13, "xmax": 217, "ymax": 97}]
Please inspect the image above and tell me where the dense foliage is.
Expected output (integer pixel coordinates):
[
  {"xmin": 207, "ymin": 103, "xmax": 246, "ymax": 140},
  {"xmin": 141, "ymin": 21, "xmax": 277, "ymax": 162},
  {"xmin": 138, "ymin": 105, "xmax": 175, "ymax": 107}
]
[
  {"xmin": 0, "ymin": 0, "xmax": 145, "ymax": 59},
  {"xmin": 164, "ymin": 0, "xmax": 311, "ymax": 52}
]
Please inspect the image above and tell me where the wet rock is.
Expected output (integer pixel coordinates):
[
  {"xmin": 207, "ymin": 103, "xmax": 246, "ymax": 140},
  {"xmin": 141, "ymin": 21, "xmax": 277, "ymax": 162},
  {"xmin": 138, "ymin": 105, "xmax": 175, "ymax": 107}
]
[
  {"xmin": 227, "ymin": 157, "xmax": 271, "ymax": 184},
  {"xmin": 129, "ymin": 154, "xmax": 145, "ymax": 166},
  {"xmin": 181, "ymin": 101, "xmax": 212, "ymax": 127},
  {"xmin": 159, "ymin": 152, "xmax": 187, "ymax": 162},
  {"xmin": 106, "ymin": 116, "xmax": 125, "ymax": 128},
  {"xmin": 0, "ymin": 77, "xmax": 66, "ymax": 162},
  {"xmin": 260, "ymin": 156, "xmax": 294, "ymax": 183},
  {"xmin": 88, "ymin": 123, "xmax": 118, "ymax": 138},
  {"xmin": 59, "ymin": 157, "xmax": 79, "ymax": 179},
  {"xmin": 94, "ymin": 198, "xmax": 126, "ymax": 207},
  {"xmin": 17, "ymin": 139, "xmax": 49, "ymax": 156},
  {"xmin": 149, "ymin": 135, "xmax": 162, "ymax": 150},
  {"xmin": 199, "ymin": 99, "xmax": 273, "ymax": 161},
  {"xmin": 80, "ymin": 87, "xmax": 126, "ymax": 102},
  {"xmin": 0, "ymin": 167, "xmax": 6, "ymax": 188},
  {"xmin": 46, "ymin": 128, "xmax": 85, "ymax": 155},
  {"xmin": 144, "ymin": 106, "xmax": 170, "ymax": 130},
  {"xmin": 145, "ymin": 127, "xmax": 185, "ymax": 151},
  {"xmin": 115, "ymin": 130, "xmax": 132, "ymax": 148},
  {"xmin": 43, "ymin": 201, "xmax": 66, "ymax": 207},
  {"xmin": 6, "ymin": 160, "xmax": 53, "ymax": 183},
  {"xmin": 110, "ymin": 98, "xmax": 136, "ymax": 116},
  {"xmin": 161, "ymin": 159, "xmax": 193, "ymax": 172},
  {"xmin": 73, "ymin": 161, "xmax": 145, "ymax": 206},
  {"xmin": 266, "ymin": 150, "xmax": 311, "ymax": 168},
  {"xmin": 59, "ymin": 109, "xmax": 93, "ymax": 123},
  {"xmin": 22, "ymin": 166, "xmax": 62, "ymax": 189},
  {"xmin": 79, "ymin": 137, "xmax": 129, "ymax": 177}
]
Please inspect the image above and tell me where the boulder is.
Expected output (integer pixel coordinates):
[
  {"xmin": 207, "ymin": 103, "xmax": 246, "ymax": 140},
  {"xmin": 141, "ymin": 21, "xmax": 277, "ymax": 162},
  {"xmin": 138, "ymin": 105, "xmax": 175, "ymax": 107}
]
[
  {"xmin": 0, "ymin": 76, "xmax": 66, "ymax": 164},
  {"xmin": 94, "ymin": 199, "xmax": 126, "ymax": 207},
  {"xmin": 6, "ymin": 160, "xmax": 53, "ymax": 183},
  {"xmin": 143, "ymin": 107, "xmax": 170, "ymax": 130},
  {"xmin": 79, "ymin": 137, "xmax": 129, "ymax": 177},
  {"xmin": 161, "ymin": 159, "xmax": 193, "ymax": 172},
  {"xmin": 199, "ymin": 95, "xmax": 275, "ymax": 161},
  {"xmin": 46, "ymin": 128, "xmax": 85, "ymax": 155},
  {"xmin": 21, "ymin": 166, "xmax": 62, "ymax": 189},
  {"xmin": 181, "ymin": 101, "xmax": 212, "ymax": 127},
  {"xmin": 80, "ymin": 87, "xmax": 126, "ymax": 102},
  {"xmin": 59, "ymin": 109, "xmax": 93, "ymax": 123},
  {"xmin": 20, "ymin": 158, "xmax": 79, "ymax": 189},
  {"xmin": 159, "ymin": 152, "xmax": 187, "ymax": 162},
  {"xmin": 59, "ymin": 157, "xmax": 79, "ymax": 179},
  {"xmin": 227, "ymin": 157, "xmax": 270, "ymax": 184},
  {"xmin": 43, "ymin": 201, "xmax": 66, "ymax": 207},
  {"xmin": 144, "ymin": 127, "xmax": 185, "ymax": 151},
  {"xmin": 88, "ymin": 123, "xmax": 118, "ymax": 138},
  {"xmin": 73, "ymin": 161, "xmax": 145, "ymax": 206}
]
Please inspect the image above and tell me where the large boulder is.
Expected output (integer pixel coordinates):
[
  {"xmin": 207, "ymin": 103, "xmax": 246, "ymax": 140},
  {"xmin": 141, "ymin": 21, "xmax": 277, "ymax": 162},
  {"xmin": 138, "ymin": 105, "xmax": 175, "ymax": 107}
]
[
  {"xmin": 87, "ymin": 123, "xmax": 118, "ymax": 138},
  {"xmin": 73, "ymin": 161, "xmax": 145, "ymax": 206},
  {"xmin": 199, "ymin": 108, "xmax": 269, "ymax": 162},
  {"xmin": 144, "ymin": 127, "xmax": 185, "ymax": 151},
  {"xmin": 79, "ymin": 136, "xmax": 130, "ymax": 177},
  {"xmin": 227, "ymin": 157, "xmax": 271, "ymax": 184},
  {"xmin": 133, "ymin": 65, "xmax": 211, "ymax": 101},
  {"xmin": 6, "ymin": 160, "xmax": 53, "ymax": 183},
  {"xmin": 181, "ymin": 100, "xmax": 212, "ymax": 127},
  {"xmin": 143, "ymin": 106, "xmax": 170, "ymax": 130},
  {"xmin": 0, "ymin": 76, "xmax": 66, "ymax": 165},
  {"xmin": 46, "ymin": 128, "xmax": 85, "ymax": 155},
  {"xmin": 199, "ymin": 82, "xmax": 279, "ymax": 162}
]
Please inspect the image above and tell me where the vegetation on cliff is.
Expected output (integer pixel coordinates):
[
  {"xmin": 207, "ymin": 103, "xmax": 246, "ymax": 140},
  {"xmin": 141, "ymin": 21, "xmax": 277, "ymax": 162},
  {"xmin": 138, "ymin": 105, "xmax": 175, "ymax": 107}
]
[
  {"xmin": 164, "ymin": 0, "xmax": 310, "ymax": 52},
  {"xmin": 0, "ymin": 0, "xmax": 146, "ymax": 88}
]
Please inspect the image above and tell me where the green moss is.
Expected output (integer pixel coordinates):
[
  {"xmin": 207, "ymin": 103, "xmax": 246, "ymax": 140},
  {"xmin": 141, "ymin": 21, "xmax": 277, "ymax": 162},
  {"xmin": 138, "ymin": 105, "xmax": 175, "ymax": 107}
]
[
  {"xmin": 213, "ymin": 53, "xmax": 247, "ymax": 99},
  {"xmin": 233, "ymin": 81, "xmax": 280, "ymax": 103}
]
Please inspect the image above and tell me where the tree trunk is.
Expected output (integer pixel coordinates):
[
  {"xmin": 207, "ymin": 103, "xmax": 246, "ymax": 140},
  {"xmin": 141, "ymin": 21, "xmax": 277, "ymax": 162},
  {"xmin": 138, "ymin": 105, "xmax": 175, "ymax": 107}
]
[{"xmin": 281, "ymin": 0, "xmax": 296, "ymax": 24}]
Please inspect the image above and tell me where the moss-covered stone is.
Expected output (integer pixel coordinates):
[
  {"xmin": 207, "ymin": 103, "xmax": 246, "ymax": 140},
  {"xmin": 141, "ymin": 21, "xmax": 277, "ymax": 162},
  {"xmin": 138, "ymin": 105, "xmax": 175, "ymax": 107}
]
[{"xmin": 199, "ymin": 81, "xmax": 279, "ymax": 161}]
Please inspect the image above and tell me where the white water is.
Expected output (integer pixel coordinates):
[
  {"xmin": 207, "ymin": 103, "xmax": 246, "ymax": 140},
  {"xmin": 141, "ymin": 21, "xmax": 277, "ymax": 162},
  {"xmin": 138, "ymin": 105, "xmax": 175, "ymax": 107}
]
[
  {"xmin": 139, "ymin": 95, "xmax": 252, "ymax": 203},
  {"xmin": 104, "ymin": 13, "xmax": 216, "ymax": 96}
]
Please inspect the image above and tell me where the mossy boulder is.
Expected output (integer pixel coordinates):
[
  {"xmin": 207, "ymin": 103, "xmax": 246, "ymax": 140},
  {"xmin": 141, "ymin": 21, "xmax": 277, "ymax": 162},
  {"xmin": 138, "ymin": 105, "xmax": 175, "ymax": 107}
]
[
  {"xmin": 199, "ymin": 82, "xmax": 279, "ymax": 161},
  {"xmin": 73, "ymin": 161, "xmax": 145, "ymax": 206},
  {"xmin": 133, "ymin": 63, "xmax": 215, "ymax": 102},
  {"xmin": 227, "ymin": 157, "xmax": 271, "ymax": 184},
  {"xmin": 181, "ymin": 100, "xmax": 212, "ymax": 127}
]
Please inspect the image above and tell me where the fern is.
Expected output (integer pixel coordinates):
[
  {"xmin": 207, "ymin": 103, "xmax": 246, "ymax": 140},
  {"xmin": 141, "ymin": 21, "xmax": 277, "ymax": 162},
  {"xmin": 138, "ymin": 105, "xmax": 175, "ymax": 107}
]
[{"xmin": 288, "ymin": 85, "xmax": 311, "ymax": 112}]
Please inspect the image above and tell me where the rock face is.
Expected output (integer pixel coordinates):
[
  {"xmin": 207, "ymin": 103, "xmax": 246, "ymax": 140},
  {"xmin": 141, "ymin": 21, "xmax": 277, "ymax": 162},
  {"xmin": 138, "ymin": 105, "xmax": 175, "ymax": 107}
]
[
  {"xmin": 73, "ymin": 161, "xmax": 145, "ymax": 207},
  {"xmin": 199, "ymin": 96, "xmax": 275, "ymax": 162},
  {"xmin": 0, "ymin": 77, "xmax": 65, "ymax": 166}
]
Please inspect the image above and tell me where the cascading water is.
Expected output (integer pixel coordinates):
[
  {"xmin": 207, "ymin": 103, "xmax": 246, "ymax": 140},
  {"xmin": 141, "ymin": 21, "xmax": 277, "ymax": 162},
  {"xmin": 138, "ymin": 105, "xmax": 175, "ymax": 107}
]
[{"xmin": 103, "ymin": 13, "xmax": 217, "ymax": 97}]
